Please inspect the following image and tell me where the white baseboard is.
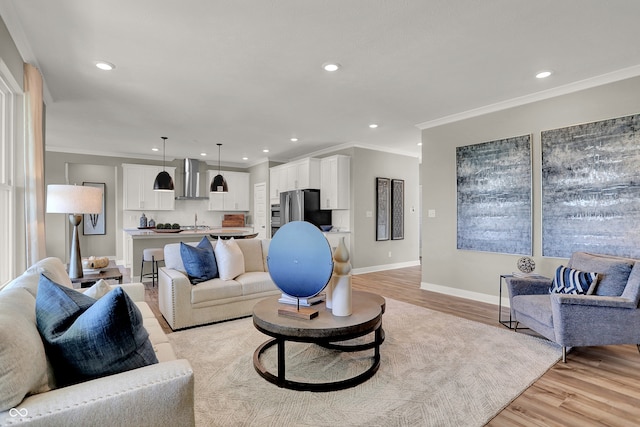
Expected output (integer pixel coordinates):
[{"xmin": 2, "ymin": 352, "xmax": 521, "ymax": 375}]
[
  {"xmin": 420, "ymin": 282, "xmax": 507, "ymax": 308},
  {"xmin": 352, "ymin": 260, "xmax": 421, "ymax": 275}
]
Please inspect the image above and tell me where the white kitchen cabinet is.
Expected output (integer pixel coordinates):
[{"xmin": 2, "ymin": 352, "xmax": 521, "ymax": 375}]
[
  {"xmin": 320, "ymin": 155, "xmax": 350, "ymax": 209},
  {"xmin": 270, "ymin": 158, "xmax": 321, "ymax": 203},
  {"xmin": 286, "ymin": 158, "xmax": 320, "ymax": 190},
  {"xmin": 208, "ymin": 170, "xmax": 250, "ymax": 211},
  {"xmin": 123, "ymin": 164, "xmax": 175, "ymax": 211},
  {"xmin": 269, "ymin": 165, "xmax": 287, "ymax": 204}
]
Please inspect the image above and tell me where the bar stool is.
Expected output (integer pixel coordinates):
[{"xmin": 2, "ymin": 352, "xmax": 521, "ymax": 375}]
[{"xmin": 140, "ymin": 247, "xmax": 164, "ymax": 287}]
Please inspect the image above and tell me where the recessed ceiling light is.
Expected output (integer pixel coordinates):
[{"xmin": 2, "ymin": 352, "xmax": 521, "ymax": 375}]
[
  {"xmin": 242, "ymin": 156, "xmax": 249, "ymax": 161},
  {"xmin": 263, "ymin": 149, "xmax": 269, "ymax": 153},
  {"xmin": 152, "ymin": 147, "xmax": 159, "ymax": 152},
  {"xmin": 369, "ymin": 123, "xmax": 379, "ymax": 129},
  {"xmin": 417, "ymin": 142, "xmax": 423, "ymax": 146},
  {"xmin": 536, "ymin": 70, "xmax": 552, "ymax": 79},
  {"xmin": 322, "ymin": 62, "xmax": 340, "ymax": 72},
  {"xmin": 290, "ymin": 137, "xmax": 298, "ymax": 142},
  {"xmin": 200, "ymin": 152, "xmax": 207, "ymax": 156},
  {"xmin": 95, "ymin": 61, "xmax": 115, "ymax": 71}
]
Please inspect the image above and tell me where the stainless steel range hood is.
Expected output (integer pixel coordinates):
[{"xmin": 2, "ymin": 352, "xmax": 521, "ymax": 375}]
[{"xmin": 175, "ymin": 158, "xmax": 209, "ymax": 200}]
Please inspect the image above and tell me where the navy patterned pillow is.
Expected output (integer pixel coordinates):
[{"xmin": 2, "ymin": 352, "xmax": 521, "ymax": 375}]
[{"xmin": 550, "ymin": 265, "xmax": 599, "ymax": 295}]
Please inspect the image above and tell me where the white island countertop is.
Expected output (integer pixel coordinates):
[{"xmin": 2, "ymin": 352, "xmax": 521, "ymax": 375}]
[{"xmin": 124, "ymin": 227, "xmax": 255, "ymax": 239}]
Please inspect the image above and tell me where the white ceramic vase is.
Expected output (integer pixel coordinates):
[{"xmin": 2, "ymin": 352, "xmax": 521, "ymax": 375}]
[
  {"xmin": 325, "ymin": 278, "xmax": 334, "ymax": 309},
  {"xmin": 331, "ymin": 237, "xmax": 352, "ymax": 316}
]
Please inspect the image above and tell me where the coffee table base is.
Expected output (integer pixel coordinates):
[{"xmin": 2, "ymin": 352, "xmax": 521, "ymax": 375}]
[{"xmin": 253, "ymin": 326, "xmax": 383, "ymax": 392}]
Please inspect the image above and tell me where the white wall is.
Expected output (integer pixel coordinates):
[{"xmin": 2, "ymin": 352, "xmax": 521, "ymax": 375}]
[{"xmin": 421, "ymin": 75, "xmax": 640, "ymax": 302}]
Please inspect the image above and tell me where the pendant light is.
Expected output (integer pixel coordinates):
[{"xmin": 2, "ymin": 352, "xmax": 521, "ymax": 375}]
[
  {"xmin": 210, "ymin": 143, "xmax": 228, "ymax": 193},
  {"xmin": 153, "ymin": 136, "xmax": 175, "ymax": 191}
]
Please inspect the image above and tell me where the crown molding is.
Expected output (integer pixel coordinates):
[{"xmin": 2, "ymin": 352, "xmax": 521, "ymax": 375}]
[
  {"xmin": 45, "ymin": 145, "xmax": 176, "ymax": 162},
  {"xmin": 0, "ymin": 1, "xmax": 54, "ymax": 104},
  {"xmin": 289, "ymin": 141, "xmax": 420, "ymax": 161},
  {"xmin": 416, "ymin": 64, "xmax": 640, "ymax": 130}
]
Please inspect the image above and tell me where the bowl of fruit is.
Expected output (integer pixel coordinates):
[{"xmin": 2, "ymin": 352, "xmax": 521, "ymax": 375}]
[{"xmin": 153, "ymin": 223, "xmax": 182, "ymax": 233}]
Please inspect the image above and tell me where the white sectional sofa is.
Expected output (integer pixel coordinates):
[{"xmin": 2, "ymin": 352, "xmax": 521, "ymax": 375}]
[
  {"xmin": 0, "ymin": 257, "xmax": 194, "ymax": 426},
  {"xmin": 159, "ymin": 238, "xmax": 280, "ymax": 330}
]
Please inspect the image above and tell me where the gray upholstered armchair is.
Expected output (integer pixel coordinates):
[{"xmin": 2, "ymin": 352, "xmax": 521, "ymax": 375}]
[{"xmin": 506, "ymin": 252, "xmax": 640, "ymax": 362}]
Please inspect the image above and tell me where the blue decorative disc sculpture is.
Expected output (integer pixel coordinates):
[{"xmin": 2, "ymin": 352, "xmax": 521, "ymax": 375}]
[{"xmin": 267, "ymin": 221, "xmax": 333, "ymax": 298}]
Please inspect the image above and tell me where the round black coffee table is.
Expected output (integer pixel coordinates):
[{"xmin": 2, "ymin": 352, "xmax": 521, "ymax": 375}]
[{"xmin": 252, "ymin": 290, "xmax": 385, "ymax": 392}]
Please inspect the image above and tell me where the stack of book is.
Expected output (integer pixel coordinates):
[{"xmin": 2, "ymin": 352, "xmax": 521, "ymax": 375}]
[{"xmin": 278, "ymin": 293, "xmax": 325, "ymax": 307}]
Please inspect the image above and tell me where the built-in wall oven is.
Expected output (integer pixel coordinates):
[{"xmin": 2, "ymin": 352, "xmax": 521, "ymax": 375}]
[{"xmin": 270, "ymin": 204, "xmax": 281, "ymax": 237}]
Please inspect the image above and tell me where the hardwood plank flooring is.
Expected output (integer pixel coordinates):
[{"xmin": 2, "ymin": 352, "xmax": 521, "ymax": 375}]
[{"xmin": 127, "ymin": 265, "xmax": 640, "ymax": 425}]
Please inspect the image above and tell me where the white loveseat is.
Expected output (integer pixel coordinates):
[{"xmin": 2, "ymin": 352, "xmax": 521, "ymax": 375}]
[
  {"xmin": 0, "ymin": 257, "xmax": 194, "ymax": 426},
  {"xmin": 158, "ymin": 238, "xmax": 280, "ymax": 330}
]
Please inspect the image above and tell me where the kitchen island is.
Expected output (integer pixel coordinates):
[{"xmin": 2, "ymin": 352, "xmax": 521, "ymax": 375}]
[{"xmin": 123, "ymin": 227, "xmax": 255, "ymax": 278}]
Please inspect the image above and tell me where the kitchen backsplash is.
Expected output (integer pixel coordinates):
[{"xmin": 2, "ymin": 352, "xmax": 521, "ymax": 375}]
[
  {"xmin": 123, "ymin": 199, "xmax": 246, "ymax": 228},
  {"xmin": 331, "ymin": 209, "xmax": 350, "ymax": 232}
]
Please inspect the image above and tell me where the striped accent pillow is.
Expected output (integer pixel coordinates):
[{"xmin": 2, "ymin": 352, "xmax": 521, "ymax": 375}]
[{"xmin": 550, "ymin": 265, "xmax": 599, "ymax": 295}]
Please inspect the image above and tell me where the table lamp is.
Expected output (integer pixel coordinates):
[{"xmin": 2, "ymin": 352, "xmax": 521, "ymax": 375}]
[{"xmin": 46, "ymin": 184, "xmax": 103, "ymax": 279}]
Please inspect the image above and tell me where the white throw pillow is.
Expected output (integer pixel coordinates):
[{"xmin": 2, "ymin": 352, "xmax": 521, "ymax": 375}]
[
  {"xmin": 213, "ymin": 238, "xmax": 245, "ymax": 280},
  {"xmin": 4, "ymin": 257, "xmax": 73, "ymax": 297},
  {"xmin": 25, "ymin": 257, "xmax": 73, "ymax": 288},
  {"xmin": 0, "ymin": 288, "xmax": 52, "ymax": 411},
  {"xmin": 82, "ymin": 279, "xmax": 113, "ymax": 299}
]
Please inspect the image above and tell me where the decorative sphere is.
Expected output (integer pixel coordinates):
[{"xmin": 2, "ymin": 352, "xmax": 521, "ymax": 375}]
[
  {"xmin": 267, "ymin": 221, "xmax": 333, "ymax": 298},
  {"xmin": 517, "ymin": 257, "xmax": 535, "ymax": 273}
]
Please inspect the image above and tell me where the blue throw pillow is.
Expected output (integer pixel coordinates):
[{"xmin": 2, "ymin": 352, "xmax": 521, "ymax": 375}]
[
  {"xmin": 549, "ymin": 265, "xmax": 599, "ymax": 295},
  {"xmin": 35, "ymin": 274, "xmax": 158, "ymax": 387},
  {"xmin": 180, "ymin": 237, "xmax": 218, "ymax": 284}
]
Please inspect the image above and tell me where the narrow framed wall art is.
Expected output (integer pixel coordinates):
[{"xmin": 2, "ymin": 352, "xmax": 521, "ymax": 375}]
[
  {"xmin": 376, "ymin": 177, "xmax": 391, "ymax": 241},
  {"xmin": 391, "ymin": 179, "xmax": 404, "ymax": 240},
  {"xmin": 83, "ymin": 182, "xmax": 106, "ymax": 235}
]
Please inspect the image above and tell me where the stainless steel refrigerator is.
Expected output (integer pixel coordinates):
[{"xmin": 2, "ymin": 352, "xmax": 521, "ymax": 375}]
[{"xmin": 280, "ymin": 189, "xmax": 331, "ymax": 229}]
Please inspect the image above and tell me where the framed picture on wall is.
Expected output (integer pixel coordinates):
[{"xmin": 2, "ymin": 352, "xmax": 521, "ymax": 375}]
[
  {"xmin": 456, "ymin": 134, "xmax": 532, "ymax": 255},
  {"xmin": 391, "ymin": 179, "xmax": 404, "ymax": 240},
  {"xmin": 376, "ymin": 177, "xmax": 391, "ymax": 241},
  {"xmin": 83, "ymin": 182, "xmax": 106, "ymax": 235},
  {"xmin": 542, "ymin": 113, "xmax": 640, "ymax": 258}
]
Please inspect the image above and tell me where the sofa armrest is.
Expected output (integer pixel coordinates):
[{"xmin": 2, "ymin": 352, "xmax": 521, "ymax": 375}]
[
  {"xmin": 505, "ymin": 276, "xmax": 552, "ymax": 297},
  {"xmin": 158, "ymin": 267, "xmax": 194, "ymax": 330},
  {"xmin": 114, "ymin": 282, "xmax": 145, "ymax": 302},
  {"xmin": 1, "ymin": 359, "xmax": 194, "ymax": 426},
  {"xmin": 552, "ymin": 293, "xmax": 638, "ymax": 309}
]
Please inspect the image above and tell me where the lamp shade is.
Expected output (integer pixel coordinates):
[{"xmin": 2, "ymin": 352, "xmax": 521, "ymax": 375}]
[
  {"xmin": 153, "ymin": 171, "xmax": 175, "ymax": 191},
  {"xmin": 46, "ymin": 185, "xmax": 103, "ymax": 214},
  {"xmin": 210, "ymin": 174, "xmax": 228, "ymax": 193}
]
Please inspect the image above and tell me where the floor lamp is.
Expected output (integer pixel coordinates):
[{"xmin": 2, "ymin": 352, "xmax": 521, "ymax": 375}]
[{"xmin": 46, "ymin": 184, "xmax": 103, "ymax": 279}]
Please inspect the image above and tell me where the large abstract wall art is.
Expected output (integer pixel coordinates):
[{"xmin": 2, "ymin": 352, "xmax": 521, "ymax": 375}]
[
  {"xmin": 542, "ymin": 113, "xmax": 640, "ymax": 258},
  {"xmin": 456, "ymin": 135, "xmax": 532, "ymax": 255}
]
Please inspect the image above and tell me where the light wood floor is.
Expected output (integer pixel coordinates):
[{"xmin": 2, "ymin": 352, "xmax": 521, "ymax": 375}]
[{"xmin": 131, "ymin": 265, "xmax": 640, "ymax": 426}]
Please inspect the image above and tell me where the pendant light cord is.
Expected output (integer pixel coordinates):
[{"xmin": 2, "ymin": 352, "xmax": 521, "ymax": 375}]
[
  {"xmin": 161, "ymin": 136, "xmax": 168, "ymax": 171},
  {"xmin": 217, "ymin": 143, "xmax": 222, "ymax": 173}
]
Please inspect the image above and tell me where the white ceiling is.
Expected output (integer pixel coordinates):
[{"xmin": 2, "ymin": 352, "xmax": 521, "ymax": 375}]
[{"xmin": 2, "ymin": 0, "xmax": 640, "ymax": 166}]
